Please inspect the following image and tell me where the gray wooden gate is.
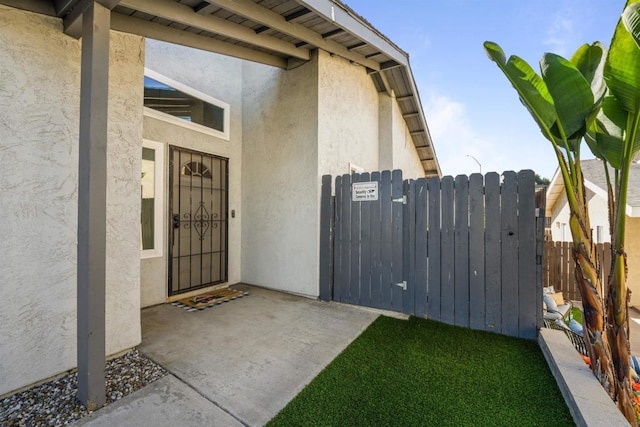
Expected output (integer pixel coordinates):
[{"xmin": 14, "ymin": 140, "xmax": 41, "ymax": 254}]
[{"xmin": 319, "ymin": 169, "xmax": 544, "ymax": 339}]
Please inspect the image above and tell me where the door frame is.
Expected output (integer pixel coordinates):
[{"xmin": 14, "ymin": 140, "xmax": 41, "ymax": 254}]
[{"xmin": 168, "ymin": 145, "xmax": 229, "ymax": 296}]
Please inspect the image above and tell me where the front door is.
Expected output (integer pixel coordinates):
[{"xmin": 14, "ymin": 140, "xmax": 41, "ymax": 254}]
[{"xmin": 169, "ymin": 146, "xmax": 228, "ymax": 296}]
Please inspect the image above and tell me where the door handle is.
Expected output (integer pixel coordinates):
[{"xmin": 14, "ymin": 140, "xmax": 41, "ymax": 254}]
[{"xmin": 173, "ymin": 214, "xmax": 180, "ymax": 229}]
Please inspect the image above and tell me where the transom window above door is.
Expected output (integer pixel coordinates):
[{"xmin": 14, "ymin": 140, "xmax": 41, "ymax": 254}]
[
  {"xmin": 181, "ymin": 161, "xmax": 212, "ymax": 179},
  {"xmin": 143, "ymin": 68, "xmax": 230, "ymax": 140}
]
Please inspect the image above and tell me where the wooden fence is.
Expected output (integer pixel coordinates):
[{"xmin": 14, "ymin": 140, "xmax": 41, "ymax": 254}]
[
  {"xmin": 543, "ymin": 241, "xmax": 612, "ymax": 301},
  {"xmin": 320, "ymin": 169, "xmax": 544, "ymax": 339}
]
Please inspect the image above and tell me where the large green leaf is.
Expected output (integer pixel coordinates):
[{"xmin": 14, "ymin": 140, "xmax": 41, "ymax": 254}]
[
  {"xmin": 541, "ymin": 53, "xmax": 594, "ymax": 139},
  {"xmin": 623, "ymin": 2, "xmax": 640, "ymax": 50},
  {"xmin": 600, "ymin": 95, "xmax": 628, "ymax": 137},
  {"xmin": 484, "ymin": 41, "xmax": 556, "ymax": 135},
  {"xmin": 587, "ymin": 95, "xmax": 640, "ymax": 169},
  {"xmin": 596, "ymin": 133, "xmax": 625, "ymax": 169},
  {"xmin": 571, "ymin": 42, "xmax": 607, "ymax": 102},
  {"xmin": 584, "ymin": 127, "xmax": 606, "ymax": 161},
  {"xmin": 586, "ymin": 122, "xmax": 624, "ymax": 169},
  {"xmin": 605, "ymin": 0, "xmax": 640, "ymax": 114}
]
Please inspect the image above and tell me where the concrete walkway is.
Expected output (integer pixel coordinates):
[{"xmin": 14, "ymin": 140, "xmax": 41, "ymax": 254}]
[{"xmin": 77, "ymin": 284, "xmax": 379, "ymax": 426}]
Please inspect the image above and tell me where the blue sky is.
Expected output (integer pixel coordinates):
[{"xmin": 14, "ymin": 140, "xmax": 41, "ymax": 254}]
[{"xmin": 345, "ymin": 0, "xmax": 625, "ymax": 179}]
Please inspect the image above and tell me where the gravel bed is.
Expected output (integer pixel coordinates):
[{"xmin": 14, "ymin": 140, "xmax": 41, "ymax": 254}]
[{"xmin": 0, "ymin": 349, "xmax": 167, "ymax": 426}]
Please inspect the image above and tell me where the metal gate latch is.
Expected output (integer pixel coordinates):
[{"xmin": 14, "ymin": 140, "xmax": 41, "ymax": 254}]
[
  {"xmin": 392, "ymin": 196, "xmax": 407, "ymax": 204},
  {"xmin": 393, "ymin": 281, "xmax": 407, "ymax": 290}
]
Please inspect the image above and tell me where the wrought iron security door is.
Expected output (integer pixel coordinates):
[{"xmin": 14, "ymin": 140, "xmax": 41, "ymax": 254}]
[{"xmin": 169, "ymin": 146, "xmax": 228, "ymax": 296}]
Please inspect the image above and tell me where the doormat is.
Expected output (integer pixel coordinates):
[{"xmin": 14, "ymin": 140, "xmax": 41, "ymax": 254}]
[{"xmin": 171, "ymin": 288, "xmax": 249, "ymax": 312}]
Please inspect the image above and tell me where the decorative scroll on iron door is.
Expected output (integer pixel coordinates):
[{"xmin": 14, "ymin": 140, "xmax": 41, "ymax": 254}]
[{"xmin": 169, "ymin": 146, "xmax": 228, "ymax": 296}]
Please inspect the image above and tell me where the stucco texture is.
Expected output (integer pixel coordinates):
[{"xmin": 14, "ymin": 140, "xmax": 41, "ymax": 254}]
[
  {"xmin": 317, "ymin": 50, "xmax": 379, "ymax": 177},
  {"xmin": 241, "ymin": 56, "xmax": 319, "ymax": 296},
  {"xmin": 378, "ymin": 91, "xmax": 424, "ymax": 178},
  {"xmin": 550, "ymin": 190, "xmax": 611, "ymax": 243},
  {"xmin": 105, "ymin": 31, "xmax": 145, "ymax": 356},
  {"xmin": 627, "ymin": 218, "xmax": 640, "ymax": 307},
  {"xmin": 0, "ymin": 6, "xmax": 143, "ymax": 396},
  {"xmin": 141, "ymin": 41, "xmax": 243, "ymax": 307},
  {"xmin": 390, "ymin": 93, "xmax": 424, "ymax": 178}
]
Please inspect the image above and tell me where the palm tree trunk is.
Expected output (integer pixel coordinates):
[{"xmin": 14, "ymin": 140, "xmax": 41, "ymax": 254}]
[
  {"xmin": 606, "ymin": 284, "xmax": 635, "ymax": 424},
  {"xmin": 606, "ymin": 143, "xmax": 637, "ymax": 425},
  {"xmin": 571, "ymin": 217, "xmax": 615, "ymax": 394}
]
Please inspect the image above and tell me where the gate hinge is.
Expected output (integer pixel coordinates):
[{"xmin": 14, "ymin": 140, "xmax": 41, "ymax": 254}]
[
  {"xmin": 392, "ymin": 196, "xmax": 407, "ymax": 204},
  {"xmin": 393, "ymin": 281, "xmax": 407, "ymax": 290}
]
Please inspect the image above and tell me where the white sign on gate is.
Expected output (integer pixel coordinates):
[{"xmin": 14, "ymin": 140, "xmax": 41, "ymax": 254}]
[{"xmin": 352, "ymin": 181, "xmax": 379, "ymax": 201}]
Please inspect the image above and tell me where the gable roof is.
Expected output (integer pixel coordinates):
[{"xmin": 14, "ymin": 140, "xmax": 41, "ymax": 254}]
[
  {"xmin": 546, "ymin": 158, "xmax": 640, "ymax": 217},
  {"xmin": 2, "ymin": 0, "xmax": 441, "ymax": 176}
]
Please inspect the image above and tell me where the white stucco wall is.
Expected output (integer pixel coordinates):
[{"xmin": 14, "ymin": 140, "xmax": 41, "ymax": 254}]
[
  {"xmin": 378, "ymin": 92, "xmax": 424, "ymax": 178},
  {"xmin": 390, "ymin": 94, "xmax": 425, "ymax": 179},
  {"xmin": 105, "ymin": 32, "xmax": 145, "ymax": 355},
  {"xmin": 241, "ymin": 54, "xmax": 319, "ymax": 296},
  {"xmin": 550, "ymin": 189, "xmax": 611, "ymax": 243},
  {"xmin": 141, "ymin": 41, "xmax": 243, "ymax": 307},
  {"xmin": 0, "ymin": 6, "xmax": 143, "ymax": 396},
  {"xmin": 317, "ymin": 50, "xmax": 379, "ymax": 177},
  {"xmin": 627, "ymin": 218, "xmax": 640, "ymax": 307},
  {"xmin": 378, "ymin": 93, "xmax": 393, "ymax": 171}
]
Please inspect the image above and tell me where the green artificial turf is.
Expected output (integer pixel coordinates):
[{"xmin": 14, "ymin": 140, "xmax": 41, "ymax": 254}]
[
  {"xmin": 268, "ymin": 316, "xmax": 574, "ymax": 427},
  {"xmin": 571, "ymin": 306, "xmax": 583, "ymax": 325}
]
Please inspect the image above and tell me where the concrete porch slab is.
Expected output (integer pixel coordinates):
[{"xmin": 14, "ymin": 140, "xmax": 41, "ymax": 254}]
[
  {"xmin": 137, "ymin": 284, "xmax": 378, "ymax": 426},
  {"xmin": 75, "ymin": 375, "xmax": 244, "ymax": 426}
]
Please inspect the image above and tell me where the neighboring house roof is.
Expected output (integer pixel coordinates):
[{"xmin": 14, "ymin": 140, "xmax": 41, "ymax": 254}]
[
  {"xmin": 546, "ymin": 159, "xmax": 640, "ymax": 217},
  {"xmin": 5, "ymin": 0, "xmax": 441, "ymax": 177}
]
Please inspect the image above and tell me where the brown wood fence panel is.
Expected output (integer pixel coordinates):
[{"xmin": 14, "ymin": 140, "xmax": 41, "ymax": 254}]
[
  {"xmin": 542, "ymin": 241, "xmax": 612, "ymax": 301},
  {"xmin": 320, "ymin": 170, "xmax": 542, "ymax": 340}
]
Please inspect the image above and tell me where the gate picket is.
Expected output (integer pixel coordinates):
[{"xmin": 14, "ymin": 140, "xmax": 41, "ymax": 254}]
[
  {"xmin": 370, "ymin": 172, "xmax": 382, "ymax": 309},
  {"xmin": 468, "ymin": 173, "xmax": 485, "ymax": 330},
  {"xmin": 517, "ymin": 170, "xmax": 537, "ymax": 339},
  {"xmin": 440, "ymin": 176, "xmax": 455, "ymax": 325},
  {"xmin": 484, "ymin": 172, "xmax": 502, "ymax": 333},
  {"xmin": 427, "ymin": 176, "xmax": 441, "ymax": 321},
  {"xmin": 380, "ymin": 170, "xmax": 393, "ymax": 310},
  {"xmin": 501, "ymin": 171, "xmax": 519, "ymax": 337},
  {"xmin": 404, "ymin": 179, "xmax": 416, "ymax": 315},
  {"xmin": 339, "ymin": 174, "xmax": 351, "ymax": 303},
  {"xmin": 333, "ymin": 175, "xmax": 343, "ymax": 303},
  {"xmin": 391, "ymin": 170, "xmax": 404, "ymax": 312},
  {"xmin": 414, "ymin": 179, "xmax": 428, "ymax": 317},
  {"xmin": 360, "ymin": 172, "xmax": 372, "ymax": 307},
  {"xmin": 350, "ymin": 173, "xmax": 362, "ymax": 305},
  {"xmin": 454, "ymin": 175, "xmax": 470, "ymax": 327}
]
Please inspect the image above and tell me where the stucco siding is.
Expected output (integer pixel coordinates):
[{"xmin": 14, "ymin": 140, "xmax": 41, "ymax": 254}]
[
  {"xmin": 317, "ymin": 50, "xmax": 379, "ymax": 177},
  {"xmin": 105, "ymin": 31, "xmax": 145, "ymax": 355},
  {"xmin": 378, "ymin": 94, "xmax": 393, "ymax": 171},
  {"xmin": 141, "ymin": 41, "xmax": 243, "ymax": 307},
  {"xmin": 390, "ymin": 94, "xmax": 424, "ymax": 178},
  {"xmin": 241, "ymin": 56, "xmax": 319, "ymax": 296},
  {"xmin": 627, "ymin": 218, "xmax": 640, "ymax": 307},
  {"xmin": 549, "ymin": 198, "xmax": 571, "ymax": 242},
  {"xmin": 550, "ymin": 190, "xmax": 611, "ymax": 243},
  {"xmin": 0, "ymin": 6, "xmax": 143, "ymax": 396}
]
